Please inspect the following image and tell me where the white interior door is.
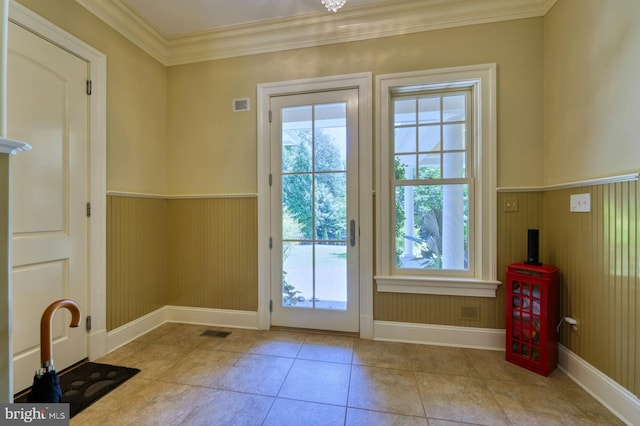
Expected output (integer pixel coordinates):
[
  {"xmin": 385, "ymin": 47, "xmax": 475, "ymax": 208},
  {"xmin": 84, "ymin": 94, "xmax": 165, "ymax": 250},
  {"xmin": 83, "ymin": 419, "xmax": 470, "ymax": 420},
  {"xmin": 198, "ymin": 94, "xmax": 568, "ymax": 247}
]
[
  {"xmin": 8, "ymin": 21, "xmax": 89, "ymax": 394},
  {"xmin": 270, "ymin": 89, "xmax": 359, "ymax": 332}
]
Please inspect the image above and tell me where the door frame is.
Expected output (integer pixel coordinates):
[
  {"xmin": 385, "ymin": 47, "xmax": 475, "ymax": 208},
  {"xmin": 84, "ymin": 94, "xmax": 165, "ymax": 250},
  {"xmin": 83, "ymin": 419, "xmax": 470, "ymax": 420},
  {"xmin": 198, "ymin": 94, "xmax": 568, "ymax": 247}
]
[
  {"xmin": 257, "ymin": 73, "xmax": 373, "ymax": 338},
  {"xmin": 7, "ymin": 1, "xmax": 107, "ymax": 365}
]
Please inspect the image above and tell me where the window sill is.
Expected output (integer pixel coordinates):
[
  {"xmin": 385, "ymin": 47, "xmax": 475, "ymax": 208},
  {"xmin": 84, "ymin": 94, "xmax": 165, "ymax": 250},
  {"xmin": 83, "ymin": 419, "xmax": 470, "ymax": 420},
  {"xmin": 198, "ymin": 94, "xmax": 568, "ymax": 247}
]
[{"xmin": 375, "ymin": 275, "xmax": 501, "ymax": 297}]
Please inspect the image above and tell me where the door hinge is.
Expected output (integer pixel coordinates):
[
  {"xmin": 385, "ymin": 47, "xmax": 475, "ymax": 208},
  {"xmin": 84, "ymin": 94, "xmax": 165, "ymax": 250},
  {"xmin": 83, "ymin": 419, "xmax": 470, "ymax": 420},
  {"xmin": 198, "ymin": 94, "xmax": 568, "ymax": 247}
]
[
  {"xmin": 86, "ymin": 80, "xmax": 92, "ymax": 95},
  {"xmin": 269, "ymin": 300, "xmax": 273, "ymax": 313},
  {"xmin": 86, "ymin": 202, "xmax": 91, "ymax": 218},
  {"xmin": 268, "ymin": 110, "xmax": 272, "ymax": 123},
  {"xmin": 269, "ymin": 174, "xmax": 272, "ymax": 186},
  {"xmin": 86, "ymin": 315, "xmax": 92, "ymax": 331},
  {"xmin": 269, "ymin": 237, "xmax": 272, "ymax": 249}
]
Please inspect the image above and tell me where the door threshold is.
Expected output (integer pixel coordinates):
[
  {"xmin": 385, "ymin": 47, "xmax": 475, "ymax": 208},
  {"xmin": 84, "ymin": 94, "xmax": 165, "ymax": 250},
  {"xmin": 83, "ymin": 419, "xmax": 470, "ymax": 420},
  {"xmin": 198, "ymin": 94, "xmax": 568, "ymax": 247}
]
[{"xmin": 270, "ymin": 325, "xmax": 359, "ymax": 338}]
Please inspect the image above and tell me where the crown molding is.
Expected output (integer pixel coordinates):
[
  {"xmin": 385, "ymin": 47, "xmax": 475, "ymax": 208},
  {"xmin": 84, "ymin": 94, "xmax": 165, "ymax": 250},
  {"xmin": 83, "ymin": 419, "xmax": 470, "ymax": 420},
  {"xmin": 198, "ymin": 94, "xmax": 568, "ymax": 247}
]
[
  {"xmin": 76, "ymin": 0, "xmax": 553, "ymax": 66},
  {"xmin": 75, "ymin": 0, "xmax": 167, "ymax": 64}
]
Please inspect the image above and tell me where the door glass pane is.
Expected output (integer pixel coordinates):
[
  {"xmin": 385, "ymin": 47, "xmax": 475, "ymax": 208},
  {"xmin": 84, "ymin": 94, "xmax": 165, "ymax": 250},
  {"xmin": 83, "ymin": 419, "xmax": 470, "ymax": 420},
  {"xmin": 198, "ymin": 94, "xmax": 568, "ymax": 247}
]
[
  {"xmin": 282, "ymin": 242, "xmax": 312, "ymax": 308},
  {"xmin": 314, "ymin": 242, "xmax": 346, "ymax": 310},
  {"xmin": 315, "ymin": 103, "xmax": 346, "ymax": 172},
  {"xmin": 282, "ymin": 106, "xmax": 312, "ymax": 173},
  {"xmin": 315, "ymin": 172, "xmax": 346, "ymax": 242},
  {"xmin": 282, "ymin": 174, "xmax": 312, "ymax": 240},
  {"xmin": 281, "ymin": 101, "xmax": 348, "ymax": 311}
]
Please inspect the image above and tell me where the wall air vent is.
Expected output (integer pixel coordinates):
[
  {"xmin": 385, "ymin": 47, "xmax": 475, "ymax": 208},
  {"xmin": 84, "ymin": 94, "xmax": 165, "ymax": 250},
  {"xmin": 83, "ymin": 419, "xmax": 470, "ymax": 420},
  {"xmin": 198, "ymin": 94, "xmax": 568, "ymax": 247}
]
[
  {"xmin": 460, "ymin": 305, "xmax": 480, "ymax": 321},
  {"xmin": 233, "ymin": 97, "xmax": 250, "ymax": 112}
]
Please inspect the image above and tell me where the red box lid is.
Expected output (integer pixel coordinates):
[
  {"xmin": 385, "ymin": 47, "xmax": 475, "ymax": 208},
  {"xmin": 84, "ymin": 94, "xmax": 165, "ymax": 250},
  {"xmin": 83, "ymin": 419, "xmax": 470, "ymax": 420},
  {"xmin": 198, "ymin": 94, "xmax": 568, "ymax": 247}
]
[{"xmin": 507, "ymin": 263, "xmax": 558, "ymax": 278}]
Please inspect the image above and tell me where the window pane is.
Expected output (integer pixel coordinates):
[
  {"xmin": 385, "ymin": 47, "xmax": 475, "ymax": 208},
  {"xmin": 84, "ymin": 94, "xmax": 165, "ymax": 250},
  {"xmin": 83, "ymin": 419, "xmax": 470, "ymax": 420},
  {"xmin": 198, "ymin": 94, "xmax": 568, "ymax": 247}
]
[
  {"xmin": 315, "ymin": 172, "xmax": 346, "ymax": 242},
  {"xmin": 418, "ymin": 154, "xmax": 440, "ymax": 179},
  {"xmin": 394, "ymin": 155, "xmax": 415, "ymax": 180},
  {"xmin": 395, "ymin": 184, "xmax": 468, "ymax": 270},
  {"xmin": 418, "ymin": 97, "xmax": 440, "ymax": 123},
  {"xmin": 394, "ymin": 127, "xmax": 416, "ymax": 153},
  {"xmin": 282, "ymin": 106, "xmax": 312, "ymax": 173},
  {"xmin": 443, "ymin": 152, "xmax": 466, "ymax": 178},
  {"xmin": 315, "ymin": 103, "xmax": 346, "ymax": 172},
  {"xmin": 282, "ymin": 173, "xmax": 313, "ymax": 239},
  {"xmin": 443, "ymin": 94, "xmax": 466, "ymax": 122},
  {"xmin": 418, "ymin": 125, "xmax": 440, "ymax": 152},
  {"xmin": 443, "ymin": 123, "xmax": 465, "ymax": 150},
  {"xmin": 282, "ymin": 242, "xmax": 312, "ymax": 308},
  {"xmin": 314, "ymin": 242, "xmax": 347, "ymax": 310},
  {"xmin": 394, "ymin": 99, "xmax": 416, "ymax": 125}
]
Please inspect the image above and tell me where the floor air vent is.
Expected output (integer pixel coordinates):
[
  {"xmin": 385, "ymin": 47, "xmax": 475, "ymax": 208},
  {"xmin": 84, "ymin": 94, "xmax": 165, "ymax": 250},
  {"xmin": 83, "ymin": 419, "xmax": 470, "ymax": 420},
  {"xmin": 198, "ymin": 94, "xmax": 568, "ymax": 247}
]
[{"xmin": 201, "ymin": 329, "xmax": 231, "ymax": 338}]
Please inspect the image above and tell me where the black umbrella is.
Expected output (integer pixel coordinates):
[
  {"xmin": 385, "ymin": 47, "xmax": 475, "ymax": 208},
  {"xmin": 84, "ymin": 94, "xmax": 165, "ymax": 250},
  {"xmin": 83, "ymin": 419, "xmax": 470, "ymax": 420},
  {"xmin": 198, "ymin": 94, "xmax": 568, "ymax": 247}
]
[{"xmin": 27, "ymin": 299, "xmax": 81, "ymax": 403}]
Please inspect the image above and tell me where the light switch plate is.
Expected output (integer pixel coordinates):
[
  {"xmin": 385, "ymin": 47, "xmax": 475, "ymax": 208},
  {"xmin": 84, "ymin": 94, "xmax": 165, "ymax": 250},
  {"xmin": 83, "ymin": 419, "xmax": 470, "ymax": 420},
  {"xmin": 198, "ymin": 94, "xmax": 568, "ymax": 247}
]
[
  {"xmin": 504, "ymin": 197, "xmax": 518, "ymax": 212},
  {"xmin": 570, "ymin": 193, "xmax": 591, "ymax": 212}
]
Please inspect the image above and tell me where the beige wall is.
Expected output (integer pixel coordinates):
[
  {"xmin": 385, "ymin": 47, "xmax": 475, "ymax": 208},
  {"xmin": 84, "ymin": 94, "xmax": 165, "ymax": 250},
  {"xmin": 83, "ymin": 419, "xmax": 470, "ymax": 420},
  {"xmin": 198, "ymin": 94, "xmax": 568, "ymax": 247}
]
[
  {"xmin": 544, "ymin": 0, "xmax": 640, "ymax": 186},
  {"xmin": 167, "ymin": 197, "xmax": 258, "ymax": 310},
  {"xmin": 544, "ymin": 182, "xmax": 639, "ymax": 397},
  {"xmin": 168, "ymin": 17, "xmax": 545, "ymax": 194},
  {"xmin": 12, "ymin": 0, "xmax": 640, "ymax": 400},
  {"xmin": 16, "ymin": 0, "xmax": 168, "ymax": 194},
  {"xmin": 107, "ymin": 196, "xmax": 167, "ymax": 330},
  {"xmin": 541, "ymin": 0, "xmax": 640, "ymax": 398}
]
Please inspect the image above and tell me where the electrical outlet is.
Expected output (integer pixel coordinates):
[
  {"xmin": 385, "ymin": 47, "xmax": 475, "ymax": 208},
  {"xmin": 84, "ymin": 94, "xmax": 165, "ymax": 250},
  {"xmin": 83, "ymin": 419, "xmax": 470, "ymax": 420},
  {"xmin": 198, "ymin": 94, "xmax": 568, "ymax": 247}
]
[
  {"xmin": 566, "ymin": 317, "xmax": 580, "ymax": 336},
  {"xmin": 563, "ymin": 316, "xmax": 580, "ymax": 336},
  {"xmin": 504, "ymin": 197, "xmax": 519, "ymax": 212},
  {"xmin": 571, "ymin": 318, "xmax": 580, "ymax": 336}
]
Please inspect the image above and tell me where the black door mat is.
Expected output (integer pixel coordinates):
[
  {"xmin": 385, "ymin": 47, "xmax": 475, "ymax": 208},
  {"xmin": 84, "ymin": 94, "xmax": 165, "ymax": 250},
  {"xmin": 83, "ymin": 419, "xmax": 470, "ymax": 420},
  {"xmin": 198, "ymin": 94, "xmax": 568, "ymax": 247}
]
[{"xmin": 14, "ymin": 362, "xmax": 140, "ymax": 418}]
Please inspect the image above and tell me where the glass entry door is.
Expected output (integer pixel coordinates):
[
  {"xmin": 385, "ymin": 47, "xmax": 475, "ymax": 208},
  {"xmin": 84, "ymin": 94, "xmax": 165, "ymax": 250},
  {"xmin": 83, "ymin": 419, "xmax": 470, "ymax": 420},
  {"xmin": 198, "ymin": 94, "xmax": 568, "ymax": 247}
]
[{"xmin": 270, "ymin": 89, "xmax": 359, "ymax": 332}]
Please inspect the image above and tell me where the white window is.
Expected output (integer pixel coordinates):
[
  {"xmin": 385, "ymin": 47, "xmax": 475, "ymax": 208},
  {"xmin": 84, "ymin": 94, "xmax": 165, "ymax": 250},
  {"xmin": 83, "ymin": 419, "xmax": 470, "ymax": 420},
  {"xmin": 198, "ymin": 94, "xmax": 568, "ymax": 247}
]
[{"xmin": 375, "ymin": 64, "xmax": 499, "ymax": 297}]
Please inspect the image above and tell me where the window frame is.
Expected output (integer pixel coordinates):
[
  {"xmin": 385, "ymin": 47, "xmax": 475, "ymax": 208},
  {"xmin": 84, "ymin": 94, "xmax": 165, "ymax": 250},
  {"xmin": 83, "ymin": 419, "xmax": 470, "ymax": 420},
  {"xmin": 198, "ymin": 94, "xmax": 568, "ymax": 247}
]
[
  {"xmin": 375, "ymin": 64, "xmax": 499, "ymax": 297},
  {"xmin": 391, "ymin": 88, "xmax": 474, "ymax": 278}
]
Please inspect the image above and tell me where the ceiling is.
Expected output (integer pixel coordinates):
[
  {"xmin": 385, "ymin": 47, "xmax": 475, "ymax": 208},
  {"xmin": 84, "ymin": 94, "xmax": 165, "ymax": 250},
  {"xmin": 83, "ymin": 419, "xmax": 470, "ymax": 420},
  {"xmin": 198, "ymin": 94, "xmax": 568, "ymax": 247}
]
[
  {"xmin": 124, "ymin": 0, "xmax": 389, "ymax": 37},
  {"xmin": 75, "ymin": 0, "xmax": 557, "ymax": 66}
]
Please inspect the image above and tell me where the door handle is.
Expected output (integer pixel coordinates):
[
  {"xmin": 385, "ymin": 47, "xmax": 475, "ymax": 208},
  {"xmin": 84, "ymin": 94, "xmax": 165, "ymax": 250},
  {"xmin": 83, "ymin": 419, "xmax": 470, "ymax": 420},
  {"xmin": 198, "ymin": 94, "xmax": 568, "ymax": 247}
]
[{"xmin": 350, "ymin": 219, "xmax": 356, "ymax": 247}]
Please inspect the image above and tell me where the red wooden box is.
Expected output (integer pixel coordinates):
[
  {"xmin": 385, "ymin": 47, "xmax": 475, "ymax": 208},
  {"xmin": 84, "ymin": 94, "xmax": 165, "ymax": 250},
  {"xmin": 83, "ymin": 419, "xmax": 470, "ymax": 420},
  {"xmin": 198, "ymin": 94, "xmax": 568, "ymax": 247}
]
[{"xmin": 506, "ymin": 263, "xmax": 559, "ymax": 376}]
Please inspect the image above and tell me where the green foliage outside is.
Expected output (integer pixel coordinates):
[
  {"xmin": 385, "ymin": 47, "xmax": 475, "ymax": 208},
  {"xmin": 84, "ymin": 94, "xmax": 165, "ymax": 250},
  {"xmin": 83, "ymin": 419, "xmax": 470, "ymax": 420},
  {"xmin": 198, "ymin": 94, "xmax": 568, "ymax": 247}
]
[
  {"xmin": 282, "ymin": 129, "xmax": 346, "ymax": 242},
  {"xmin": 394, "ymin": 158, "xmax": 445, "ymax": 268},
  {"xmin": 395, "ymin": 157, "xmax": 469, "ymax": 270},
  {"xmin": 281, "ymin": 128, "xmax": 347, "ymax": 304}
]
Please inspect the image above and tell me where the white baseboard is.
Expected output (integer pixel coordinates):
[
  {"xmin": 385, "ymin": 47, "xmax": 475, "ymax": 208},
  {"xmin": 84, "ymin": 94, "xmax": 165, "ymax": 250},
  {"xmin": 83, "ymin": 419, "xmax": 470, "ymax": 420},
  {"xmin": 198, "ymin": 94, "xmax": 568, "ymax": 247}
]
[
  {"xmin": 163, "ymin": 305, "xmax": 257, "ymax": 329},
  {"xmin": 373, "ymin": 320, "xmax": 505, "ymax": 350},
  {"xmin": 558, "ymin": 344, "xmax": 639, "ymax": 426},
  {"xmin": 88, "ymin": 328, "xmax": 108, "ymax": 360},
  {"xmin": 360, "ymin": 314, "xmax": 374, "ymax": 339},
  {"xmin": 106, "ymin": 307, "xmax": 168, "ymax": 353},
  {"xmin": 105, "ymin": 306, "xmax": 257, "ymax": 354}
]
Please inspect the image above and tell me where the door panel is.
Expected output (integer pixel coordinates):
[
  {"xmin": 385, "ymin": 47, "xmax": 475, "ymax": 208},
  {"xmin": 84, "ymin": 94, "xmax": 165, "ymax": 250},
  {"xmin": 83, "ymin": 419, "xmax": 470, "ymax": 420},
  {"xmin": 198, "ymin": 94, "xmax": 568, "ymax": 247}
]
[
  {"xmin": 270, "ymin": 89, "xmax": 359, "ymax": 332},
  {"xmin": 8, "ymin": 22, "xmax": 88, "ymax": 394}
]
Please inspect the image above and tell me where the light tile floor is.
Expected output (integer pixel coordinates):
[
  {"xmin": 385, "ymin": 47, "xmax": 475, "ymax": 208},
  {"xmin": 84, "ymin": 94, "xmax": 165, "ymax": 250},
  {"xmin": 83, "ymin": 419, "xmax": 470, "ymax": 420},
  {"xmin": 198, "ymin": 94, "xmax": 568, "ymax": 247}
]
[{"xmin": 72, "ymin": 323, "xmax": 623, "ymax": 425}]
